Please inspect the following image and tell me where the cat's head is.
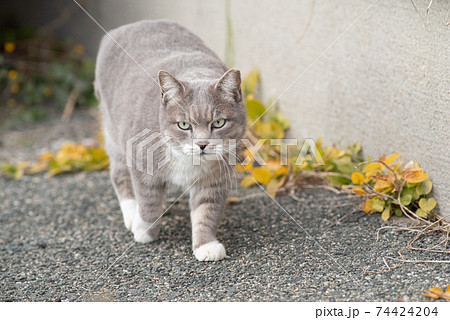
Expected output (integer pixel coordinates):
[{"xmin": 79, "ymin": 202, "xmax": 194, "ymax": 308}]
[{"xmin": 157, "ymin": 69, "xmax": 246, "ymax": 162}]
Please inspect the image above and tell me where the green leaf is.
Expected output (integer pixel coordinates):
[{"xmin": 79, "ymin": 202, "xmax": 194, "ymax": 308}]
[
  {"xmin": 0, "ymin": 162, "xmax": 22, "ymax": 179},
  {"xmin": 394, "ymin": 208, "xmax": 403, "ymax": 217},
  {"xmin": 245, "ymin": 99, "xmax": 266, "ymax": 121},
  {"xmin": 419, "ymin": 198, "xmax": 436, "ymax": 212},
  {"xmin": 332, "ymin": 155, "xmax": 354, "ymax": 175},
  {"xmin": 270, "ymin": 112, "xmax": 290, "ymax": 130},
  {"xmin": 326, "ymin": 175, "xmax": 351, "ymax": 186},
  {"xmin": 416, "ymin": 179, "xmax": 432, "ymax": 195},
  {"xmin": 400, "ymin": 192, "xmax": 412, "ymax": 206},
  {"xmin": 371, "ymin": 197, "xmax": 385, "ymax": 212}
]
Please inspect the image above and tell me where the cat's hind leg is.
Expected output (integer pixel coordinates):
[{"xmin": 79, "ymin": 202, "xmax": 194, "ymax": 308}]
[{"xmin": 110, "ymin": 160, "xmax": 136, "ymax": 230}]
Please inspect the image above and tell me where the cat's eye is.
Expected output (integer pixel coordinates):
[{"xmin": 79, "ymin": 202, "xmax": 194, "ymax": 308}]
[
  {"xmin": 212, "ymin": 119, "xmax": 226, "ymax": 129},
  {"xmin": 177, "ymin": 121, "xmax": 191, "ymax": 130}
]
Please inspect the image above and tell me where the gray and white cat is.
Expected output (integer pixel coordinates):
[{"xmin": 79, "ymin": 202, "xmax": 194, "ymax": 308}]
[{"xmin": 95, "ymin": 20, "xmax": 246, "ymax": 261}]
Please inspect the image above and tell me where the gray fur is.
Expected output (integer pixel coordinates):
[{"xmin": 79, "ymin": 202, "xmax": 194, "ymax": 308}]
[{"xmin": 95, "ymin": 20, "xmax": 246, "ymax": 261}]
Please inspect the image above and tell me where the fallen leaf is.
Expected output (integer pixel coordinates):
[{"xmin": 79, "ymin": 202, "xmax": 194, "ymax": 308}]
[
  {"xmin": 240, "ymin": 176, "xmax": 255, "ymax": 188},
  {"xmin": 226, "ymin": 197, "xmax": 239, "ymax": 204},
  {"xmin": 349, "ymin": 186, "xmax": 365, "ymax": 196},
  {"xmin": 266, "ymin": 176, "xmax": 286, "ymax": 197},
  {"xmin": 251, "ymin": 167, "xmax": 273, "ymax": 185},
  {"xmin": 235, "ymin": 161, "xmax": 253, "ymax": 172},
  {"xmin": 422, "ymin": 287, "xmax": 450, "ymax": 300}
]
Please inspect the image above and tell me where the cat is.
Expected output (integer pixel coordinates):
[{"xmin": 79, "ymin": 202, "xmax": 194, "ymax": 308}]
[{"xmin": 95, "ymin": 20, "xmax": 246, "ymax": 261}]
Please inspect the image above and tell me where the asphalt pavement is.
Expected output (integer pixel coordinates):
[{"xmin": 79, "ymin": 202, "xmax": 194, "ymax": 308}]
[{"xmin": 0, "ymin": 111, "xmax": 448, "ymax": 301}]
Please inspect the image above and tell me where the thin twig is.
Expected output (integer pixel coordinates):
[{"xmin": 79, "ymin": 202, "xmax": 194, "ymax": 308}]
[
  {"xmin": 61, "ymin": 90, "xmax": 79, "ymax": 123},
  {"xmin": 386, "ymin": 257, "xmax": 450, "ymax": 264}
]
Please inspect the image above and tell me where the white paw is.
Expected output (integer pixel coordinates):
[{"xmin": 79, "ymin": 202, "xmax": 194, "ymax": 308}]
[
  {"xmin": 119, "ymin": 199, "xmax": 137, "ymax": 230},
  {"xmin": 194, "ymin": 241, "xmax": 226, "ymax": 261},
  {"xmin": 131, "ymin": 209, "xmax": 159, "ymax": 243}
]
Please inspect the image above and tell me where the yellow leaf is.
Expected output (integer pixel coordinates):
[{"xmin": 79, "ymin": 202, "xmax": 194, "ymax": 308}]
[
  {"xmin": 415, "ymin": 208, "xmax": 428, "ymax": 218},
  {"xmin": 243, "ymin": 68, "xmax": 260, "ymax": 96},
  {"xmin": 254, "ymin": 121, "xmax": 284, "ymax": 139},
  {"xmin": 384, "ymin": 152, "xmax": 401, "ymax": 165},
  {"xmin": 363, "ymin": 199, "xmax": 373, "ymax": 214},
  {"xmin": 73, "ymin": 44, "xmax": 84, "ymax": 55},
  {"xmin": 27, "ymin": 161, "xmax": 48, "ymax": 174},
  {"xmin": 429, "ymin": 287, "xmax": 444, "ymax": 294},
  {"xmin": 381, "ymin": 206, "xmax": 391, "ymax": 221},
  {"xmin": 402, "ymin": 169, "xmax": 428, "ymax": 183},
  {"xmin": 265, "ymin": 160, "xmax": 283, "ymax": 172},
  {"xmin": 266, "ymin": 176, "xmax": 286, "ymax": 197},
  {"xmin": 394, "ymin": 162, "xmax": 402, "ymax": 172},
  {"xmin": 373, "ymin": 179, "xmax": 394, "ymax": 193},
  {"xmin": 422, "ymin": 287, "xmax": 444, "ymax": 299},
  {"xmin": 39, "ymin": 152, "xmax": 54, "ymax": 161},
  {"xmin": 251, "ymin": 167, "xmax": 273, "ymax": 185},
  {"xmin": 446, "ymin": 284, "xmax": 450, "ymax": 293},
  {"xmin": 351, "ymin": 172, "xmax": 364, "ymax": 185},
  {"xmin": 349, "ymin": 186, "xmax": 365, "ymax": 196},
  {"xmin": 363, "ymin": 163, "xmax": 383, "ymax": 172},
  {"xmin": 4, "ymin": 42, "xmax": 15, "ymax": 53},
  {"xmin": 235, "ymin": 161, "xmax": 253, "ymax": 172},
  {"xmin": 240, "ymin": 176, "xmax": 256, "ymax": 188},
  {"xmin": 243, "ymin": 148, "xmax": 256, "ymax": 162},
  {"xmin": 274, "ymin": 166, "xmax": 289, "ymax": 177},
  {"xmin": 369, "ymin": 197, "xmax": 385, "ymax": 212},
  {"xmin": 226, "ymin": 197, "xmax": 239, "ymax": 204},
  {"xmin": 418, "ymin": 198, "xmax": 436, "ymax": 212},
  {"xmin": 363, "ymin": 163, "xmax": 383, "ymax": 178}
]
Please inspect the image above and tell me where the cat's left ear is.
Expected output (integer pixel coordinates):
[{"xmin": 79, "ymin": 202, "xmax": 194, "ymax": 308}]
[
  {"xmin": 214, "ymin": 69, "xmax": 242, "ymax": 103},
  {"xmin": 158, "ymin": 70, "xmax": 185, "ymax": 104}
]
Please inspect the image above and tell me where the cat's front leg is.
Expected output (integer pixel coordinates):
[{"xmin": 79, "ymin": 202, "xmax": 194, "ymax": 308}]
[
  {"xmin": 130, "ymin": 171, "xmax": 165, "ymax": 243},
  {"xmin": 190, "ymin": 182, "xmax": 228, "ymax": 261}
]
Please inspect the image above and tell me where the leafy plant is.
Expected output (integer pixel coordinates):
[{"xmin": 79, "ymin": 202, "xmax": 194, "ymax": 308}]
[
  {"xmin": 1, "ymin": 142, "xmax": 108, "ymax": 179},
  {"xmin": 352, "ymin": 156, "xmax": 436, "ymax": 221},
  {"xmin": 0, "ymin": 69, "xmax": 440, "ymax": 224},
  {"xmin": 0, "ymin": 26, "xmax": 97, "ymax": 117},
  {"xmin": 239, "ymin": 69, "xmax": 438, "ymax": 221}
]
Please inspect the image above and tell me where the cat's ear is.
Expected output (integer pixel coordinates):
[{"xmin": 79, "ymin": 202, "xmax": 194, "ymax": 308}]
[
  {"xmin": 214, "ymin": 69, "xmax": 242, "ymax": 103},
  {"xmin": 158, "ymin": 70, "xmax": 185, "ymax": 103}
]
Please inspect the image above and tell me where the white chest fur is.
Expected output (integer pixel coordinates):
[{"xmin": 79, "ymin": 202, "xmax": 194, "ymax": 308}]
[{"xmin": 166, "ymin": 156, "xmax": 209, "ymax": 187}]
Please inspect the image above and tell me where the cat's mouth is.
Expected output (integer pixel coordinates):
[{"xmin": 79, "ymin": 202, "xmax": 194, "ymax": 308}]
[{"xmin": 181, "ymin": 144, "xmax": 223, "ymax": 156}]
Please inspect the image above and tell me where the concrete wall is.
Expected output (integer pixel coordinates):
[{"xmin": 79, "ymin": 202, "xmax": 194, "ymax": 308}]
[{"xmin": 3, "ymin": 0, "xmax": 449, "ymax": 218}]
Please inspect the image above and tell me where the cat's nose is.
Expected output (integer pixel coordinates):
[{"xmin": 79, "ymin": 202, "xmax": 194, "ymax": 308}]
[{"xmin": 196, "ymin": 141, "xmax": 209, "ymax": 150}]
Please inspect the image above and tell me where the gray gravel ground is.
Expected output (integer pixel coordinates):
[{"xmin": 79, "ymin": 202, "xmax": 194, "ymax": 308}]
[{"xmin": 0, "ymin": 111, "xmax": 448, "ymax": 302}]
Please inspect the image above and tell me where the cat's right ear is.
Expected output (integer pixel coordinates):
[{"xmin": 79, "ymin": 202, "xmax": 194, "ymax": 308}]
[{"xmin": 158, "ymin": 70, "xmax": 185, "ymax": 104}]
